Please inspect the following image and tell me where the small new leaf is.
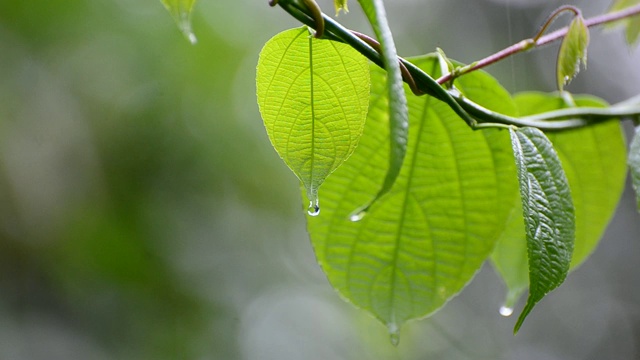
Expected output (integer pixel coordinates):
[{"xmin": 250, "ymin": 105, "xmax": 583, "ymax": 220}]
[
  {"xmin": 509, "ymin": 127, "xmax": 575, "ymax": 333},
  {"xmin": 161, "ymin": 0, "xmax": 198, "ymax": 44},
  {"xmin": 557, "ymin": 15, "xmax": 589, "ymax": 90},
  {"xmin": 334, "ymin": 0, "xmax": 349, "ymax": 15},
  {"xmin": 629, "ymin": 125, "xmax": 640, "ymax": 211},
  {"xmin": 256, "ymin": 27, "xmax": 370, "ymax": 214}
]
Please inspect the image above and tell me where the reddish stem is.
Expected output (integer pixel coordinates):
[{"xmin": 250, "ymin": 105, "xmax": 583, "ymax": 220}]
[{"xmin": 436, "ymin": 4, "xmax": 640, "ymax": 85}]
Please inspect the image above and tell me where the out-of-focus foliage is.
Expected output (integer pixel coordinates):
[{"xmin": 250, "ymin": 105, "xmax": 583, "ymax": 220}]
[
  {"xmin": 0, "ymin": 0, "xmax": 299, "ymax": 358},
  {"xmin": 161, "ymin": 0, "xmax": 198, "ymax": 43},
  {"xmin": 609, "ymin": 0, "xmax": 640, "ymax": 44}
]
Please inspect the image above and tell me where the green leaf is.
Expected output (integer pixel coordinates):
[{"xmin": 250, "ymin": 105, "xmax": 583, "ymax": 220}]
[
  {"xmin": 509, "ymin": 126, "xmax": 575, "ymax": 333},
  {"xmin": 161, "ymin": 0, "xmax": 198, "ymax": 44},
  {"xmin": 557, "ymin": 15, "xmax": 589, "ymax": 90},
  {"xmin": 608, "ymin": 0, "xmax": 640, "ymax": 45},
  {"xmin": 492, "ymin": 93, "xmax": 627, "ymax": 327},
  {"xmin": 352, "ymin": 0, "xmax": 409, "ymax": 218},
  {"xmin": 610, "ymin": 0, "xmax": 639, "ymax": 10},
  {"xmin": 626, "ymin": 17, "xmax": 640, "ymax": 44},
  {"xmin": 256, "ymin": 27, "xmax": 370, "ymax": 214},
  {"xmin": 630, "ymin": 125, "xmax": 640, "ymax": 211},
  {"xmin": 334, "ymin": 0, "xmax": 349, "ymax": 15},
  {"xmin": 307, "ymin": 55, "xmax": 518, "ymax": 343}
]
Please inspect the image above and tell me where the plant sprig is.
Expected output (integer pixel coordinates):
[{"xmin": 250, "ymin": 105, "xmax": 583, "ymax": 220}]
[{"xmin": 270, "ymin": 0, "xmax": 640, "ymax": 131}]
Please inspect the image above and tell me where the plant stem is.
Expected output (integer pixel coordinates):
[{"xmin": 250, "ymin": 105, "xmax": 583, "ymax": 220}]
[
  {"xmin": 532, "ymin": 5, "xmax": 581, "ymax": 43},
  {"xmin": 272, "ymin": 0, "xmax": 640, "ymax": 130},
  {"xmin": 436, "ymin": 3, "xmax": 640, "ymax": 84}
]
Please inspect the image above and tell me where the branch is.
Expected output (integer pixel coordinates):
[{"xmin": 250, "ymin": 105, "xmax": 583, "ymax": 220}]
[
  {"xmin": 271, "ymin": 0, "xmax": 640, "ymax": 131},
  {"xmin": 436, "ymin": 3, "xmax": 640, "ymax": 84}
]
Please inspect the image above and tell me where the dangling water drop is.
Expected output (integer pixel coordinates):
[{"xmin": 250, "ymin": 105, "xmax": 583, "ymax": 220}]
[
  {"xmin": 178, "ymin": 17, "xmax": 197, "ymax": 44},
  {"xmin": 307, "ymin": 199, "xmax": 320, "ymax": 216},
  {"xmin": 499, "ymin": 305, "xmax": 514, "ymax": 317},
  {"xmin": 186, "ymin": 32, "xmax": 197, "ymax": 45},
  {"xmin": 499, "ymin": 289, "xmax": 521, "ymax": 317},
  {"xmin": 388, "ymin": 322, "xmax": 400, "ymax": 346},
  {"xmin": 349, "ymin": 210, "xmax": 366, "ymax": 222}
]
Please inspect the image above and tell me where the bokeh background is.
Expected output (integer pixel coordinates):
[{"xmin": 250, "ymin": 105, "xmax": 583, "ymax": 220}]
[{"xmin": 0, "ymin": 0, "xmax": 638, "ymax": 359}]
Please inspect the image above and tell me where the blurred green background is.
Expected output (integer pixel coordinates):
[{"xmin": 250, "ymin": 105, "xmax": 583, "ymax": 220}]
[{"xmin": 0, "ymin": 0, "xmax": 638, "ymax": 359}]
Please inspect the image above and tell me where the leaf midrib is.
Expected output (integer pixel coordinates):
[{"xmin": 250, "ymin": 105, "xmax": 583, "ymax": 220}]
[{"xmin": 384, "ymin": 91, "xmax": 435, "ymax": 324}]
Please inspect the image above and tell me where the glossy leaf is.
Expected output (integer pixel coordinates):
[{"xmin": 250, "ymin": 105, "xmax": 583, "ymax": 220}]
[
  {"xmin": 630, "ymin": 125, "xmax": 640, "ymax": 211},
  {"xmin": 509, "ymin": 126, "xmax": 575, "ymax": 333},
  {"xmin": 557, "ymin": 15, "xmax": 589, "ymax": 90},
  {"xmin": 492, "ymin": 93, "xmax": 627, "ymax": 324},
  {"xmin": 353, "ymin": 0, "xmax": 409, "ymax": 218},
  {"xmin": 256, "ymin": 27, "xmax": 370, "ymax": 214},
  {"xmin": 161, "ymin": 0, "xmax": 198, "ymax": 44},
  {"xmin": 334, "ymin": 0, "xmax": 349, "ymax": 15},
  {"xmin": 307, "ymin": 55, "xmax": 518, "ymax": 343}
]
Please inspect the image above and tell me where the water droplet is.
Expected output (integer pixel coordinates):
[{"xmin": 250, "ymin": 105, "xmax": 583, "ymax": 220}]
[
  {"xmin": 388, "ymin": 323, "xmax": 400, "ymax": 346},
  {"xmin": 499, "ymin": 305, "xmax": 514, "ymax": 317},
  {"xmin": 307, "ymin": 200, "xmax": 320, "ymax": 216},
  {"xmin": 349, "ymin": 210, "xmax": 366, "ymax": 222},
  {"xmin": 186, "ymin": 32, "xmax": 197, "ymax": 45}
]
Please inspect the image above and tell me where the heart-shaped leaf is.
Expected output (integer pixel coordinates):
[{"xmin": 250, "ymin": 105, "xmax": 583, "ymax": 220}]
[
  {"xmin": 307, "ymin": 55, "xmax": 518, "ymax": 344},
  {"xmin": 256, "ymin": 27, "xmax": 370, "ymax": 214},
  {"xmin": 509, "ymin": 126, "xmax": 575, "ymax": 333}
]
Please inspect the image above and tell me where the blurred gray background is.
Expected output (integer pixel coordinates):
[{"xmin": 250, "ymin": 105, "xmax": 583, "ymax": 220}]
[{"xmin": 0, "ymin": 0, "xmax": 638, "ymax": 359}]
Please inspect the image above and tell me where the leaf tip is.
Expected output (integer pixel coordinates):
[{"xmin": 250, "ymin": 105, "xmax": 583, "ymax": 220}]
[
  {"xmin": 513, "ymin": 301, "xmax": 533, "ymax": 334},
  {"xmin": 334, "ymin": 0, "xmax": 349, "ymax": 16},
  {"xmin": 161, "ymin": 0, "xmax": 198, "ymax": 44},
  {"xmin": 388, "ymin": 322, "xmax": 400, "ymax": 346}
]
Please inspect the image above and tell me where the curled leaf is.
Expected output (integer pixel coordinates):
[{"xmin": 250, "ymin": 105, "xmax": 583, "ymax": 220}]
[{"xmin": 351, "ymin": 0, "xmax": 409, "ymax": 219}]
